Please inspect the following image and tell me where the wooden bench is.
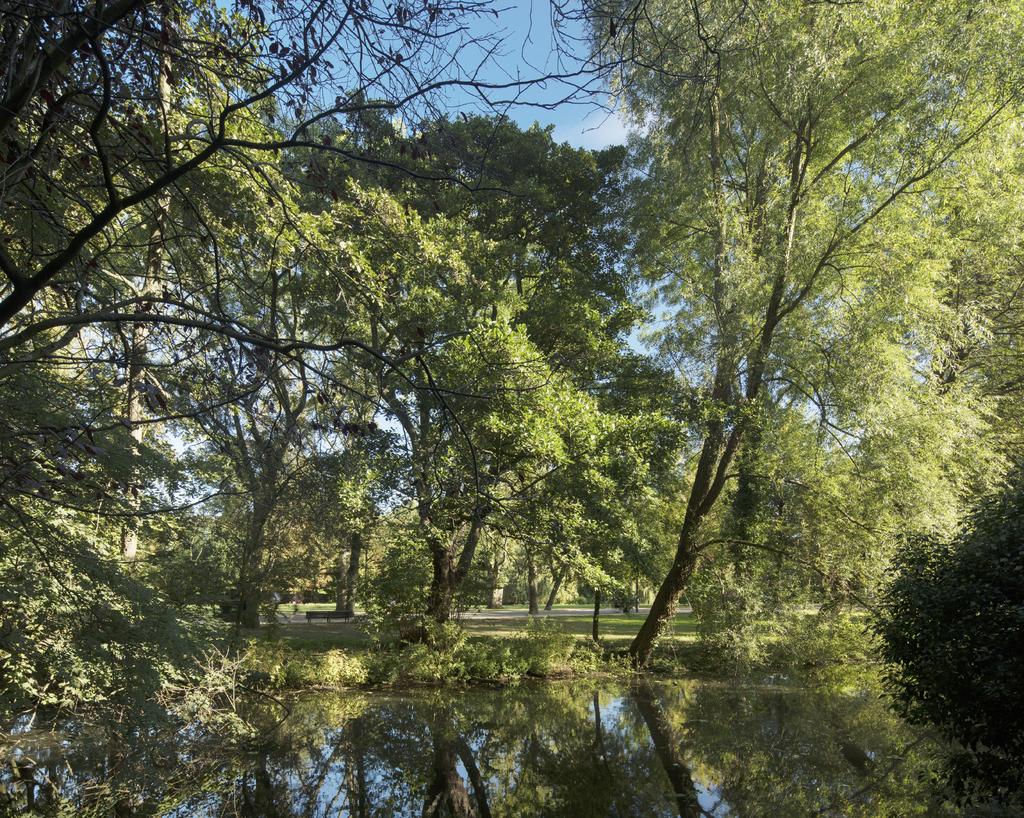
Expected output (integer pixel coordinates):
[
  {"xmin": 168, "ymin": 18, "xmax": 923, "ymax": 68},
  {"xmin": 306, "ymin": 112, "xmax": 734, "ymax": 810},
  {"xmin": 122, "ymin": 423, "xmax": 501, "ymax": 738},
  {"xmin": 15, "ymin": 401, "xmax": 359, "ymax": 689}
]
[{"xmin": 305, "ymin": 610, "xmax": 355, "ymax": 623}]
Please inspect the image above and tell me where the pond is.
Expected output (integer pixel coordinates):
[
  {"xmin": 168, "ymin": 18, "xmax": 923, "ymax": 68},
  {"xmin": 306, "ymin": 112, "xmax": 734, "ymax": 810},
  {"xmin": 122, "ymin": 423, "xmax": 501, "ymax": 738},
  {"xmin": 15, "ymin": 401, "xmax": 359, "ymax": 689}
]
[{"xmin": 2, "ymin": 675, "xmax": 959, "ymax": 817}]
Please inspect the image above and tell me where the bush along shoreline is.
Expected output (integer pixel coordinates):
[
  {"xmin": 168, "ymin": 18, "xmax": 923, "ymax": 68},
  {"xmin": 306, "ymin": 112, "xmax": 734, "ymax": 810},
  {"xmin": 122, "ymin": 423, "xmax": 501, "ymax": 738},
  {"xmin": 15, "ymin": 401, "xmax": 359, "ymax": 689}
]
[
  {"xmin": 241, "ymin": 618, "xmax": 624, "ymax": 691},
  {"xmin": 238, "ymin": 611, "xmax": 877, "ymax": 695}
]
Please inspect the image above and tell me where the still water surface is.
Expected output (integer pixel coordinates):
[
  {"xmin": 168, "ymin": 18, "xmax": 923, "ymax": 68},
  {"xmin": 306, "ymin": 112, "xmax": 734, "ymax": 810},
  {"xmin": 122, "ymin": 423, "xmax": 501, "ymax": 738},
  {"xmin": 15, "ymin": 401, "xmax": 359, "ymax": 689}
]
[{"xmin": 3, "ymin": 676, "xmax": 958, "ymax": 817}]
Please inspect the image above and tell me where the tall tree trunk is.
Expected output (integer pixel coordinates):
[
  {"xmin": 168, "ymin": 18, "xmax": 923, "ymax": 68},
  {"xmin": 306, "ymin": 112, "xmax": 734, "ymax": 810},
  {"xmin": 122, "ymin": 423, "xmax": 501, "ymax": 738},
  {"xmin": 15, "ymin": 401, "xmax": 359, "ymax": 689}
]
[
  {"xmin": 544, "ymin": 567, "xmax": 565, "ymax": 611},
  {"xmin": 338, "ymin": 530, "xmax": 362, "ymax": 617},
  {"xmin": 526, "ymin": 549, "xmax": 539, "ymax": 615},
  {"xmin": 334, "ymin": 548, "xmax": 347, "ymax": 613},
  {"xmin": 629, "ymin": 519, "xmax": 701, "ymax": 665},
  {"xmin": 728, "ymin": 418, "xmax": 765, "ymax": 579},
  {"xmin": 426, "ymin": 547, "xmax": 457, "ymax": 625},
  {"xmin": 592, "ymin": 589, "xmax": 602, "ymax": 643},
  {"xmin": 237, "ymin": 571, "xmax": 262, "ymax": 629},
  {"xmin": 237, "ymin": 493, "xmax": 271, "ymax": 629},
  {"xmin": 120, "ymin": 7, "xmax": 171, "ymax": 561}
]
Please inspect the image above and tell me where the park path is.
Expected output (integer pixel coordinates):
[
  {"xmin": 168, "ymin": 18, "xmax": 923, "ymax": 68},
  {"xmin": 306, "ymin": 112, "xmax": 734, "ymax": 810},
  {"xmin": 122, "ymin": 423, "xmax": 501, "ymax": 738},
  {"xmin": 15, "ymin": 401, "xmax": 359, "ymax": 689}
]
[{"xmin": 276, "ymin": 605, "xmax": 692, "ymax": 624}]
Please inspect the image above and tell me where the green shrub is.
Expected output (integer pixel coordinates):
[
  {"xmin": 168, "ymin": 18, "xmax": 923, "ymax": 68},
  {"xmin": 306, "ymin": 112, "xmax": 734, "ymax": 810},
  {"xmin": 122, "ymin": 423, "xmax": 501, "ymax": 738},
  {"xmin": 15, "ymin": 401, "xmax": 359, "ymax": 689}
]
[
  {"xmin": 517, "ymin": 617, "xmax": 576, "ymax": 675},
  {"xmin": 875, "ymin": 470, "xmax": 1024, "ymax": 807},
  {"xmin": 365, "ymin": 621, "xmax": 471, "ymax": 684},
  {"xmin": 362, "ymin": 620, "xmax": 584, "ymax": 684},
  {"xmin": 243, "ymin": 641, "xmax": 367, "ymax": 689},
  {"xmin": 690, "ymin": 571, "xmax": 780, "ymax": 670},
  {"xmin": 772, "ymin": 611, "xmax": 871, "ymax": 669},
  {"xmin": 315, "ymin": 650, "xmax": 369, "ymax": 686},
  {"xmin": 567, "ymin": 639, "xmax": 606, "ymax": 674},
  {"xmin": 466, "ymin": 638, "xmax": 531, "ymax": 680}
]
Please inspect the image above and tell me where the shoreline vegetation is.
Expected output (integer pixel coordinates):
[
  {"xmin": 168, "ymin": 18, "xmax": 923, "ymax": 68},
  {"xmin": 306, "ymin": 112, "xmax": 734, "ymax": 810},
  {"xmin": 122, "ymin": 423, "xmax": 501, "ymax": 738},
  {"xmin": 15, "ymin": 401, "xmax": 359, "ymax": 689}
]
[{"xmin": 236, "ymin": 607, "xmax": 870, "ymax": 694}]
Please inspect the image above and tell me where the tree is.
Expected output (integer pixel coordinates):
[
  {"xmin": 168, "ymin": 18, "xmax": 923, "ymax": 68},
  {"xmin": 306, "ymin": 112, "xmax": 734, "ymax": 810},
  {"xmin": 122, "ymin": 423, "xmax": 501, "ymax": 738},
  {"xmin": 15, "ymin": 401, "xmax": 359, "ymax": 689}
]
[
  {"xmin": 320, "ymin": 118, "xmax": 639, "ymax": 625},
  {"xmin": 596, "ymin": 0, "xmax": 1024, "ymax": 666}
]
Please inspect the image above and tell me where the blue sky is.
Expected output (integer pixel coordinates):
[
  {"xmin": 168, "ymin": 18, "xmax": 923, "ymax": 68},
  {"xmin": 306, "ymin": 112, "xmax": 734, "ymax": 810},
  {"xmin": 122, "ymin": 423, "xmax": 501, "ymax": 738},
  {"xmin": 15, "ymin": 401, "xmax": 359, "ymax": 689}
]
[{"xmin": 448, "ymin": 0, "xmax": 631, "ymax": 149}]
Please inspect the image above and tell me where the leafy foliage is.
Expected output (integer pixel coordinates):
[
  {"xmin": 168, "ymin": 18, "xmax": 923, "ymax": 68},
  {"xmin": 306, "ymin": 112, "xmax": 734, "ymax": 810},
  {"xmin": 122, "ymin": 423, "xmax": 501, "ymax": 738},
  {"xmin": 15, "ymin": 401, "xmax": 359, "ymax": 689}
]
[{"xmin": 875, "ymin": 469, "xmax": 1024, "ymax": 805}]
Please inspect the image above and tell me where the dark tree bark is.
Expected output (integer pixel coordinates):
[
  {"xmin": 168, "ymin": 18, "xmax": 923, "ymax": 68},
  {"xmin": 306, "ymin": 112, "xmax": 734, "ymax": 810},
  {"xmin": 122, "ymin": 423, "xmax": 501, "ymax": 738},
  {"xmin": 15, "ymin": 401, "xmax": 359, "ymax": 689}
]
[
  {"xmin": 426, "ymin": 511, "xmax": 486, "ymax": 623},
  {"xmin": 237, "ymin": 490, "xmax": 272, "ymax": 629},
  {"xmin": 592, "ymin": 589, "xmax": 602, "ymax": 643},
  {"xmin": 336, "ymin": 530, "xmax": 362, "ymax": 617}
]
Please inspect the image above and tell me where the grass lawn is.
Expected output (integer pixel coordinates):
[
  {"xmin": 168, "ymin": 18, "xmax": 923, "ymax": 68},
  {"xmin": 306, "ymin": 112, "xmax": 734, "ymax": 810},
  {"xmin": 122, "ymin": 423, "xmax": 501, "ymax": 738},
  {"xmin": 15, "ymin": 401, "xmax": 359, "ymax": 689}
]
[
  {"xmin": 276, "ymin": 602, "xmax": 342, "ymax": 613},
  {"xmin": 463, "ymin": 613, "xmax": 697, "ymax": 645},
  {"xmin": 257, "ymin": 610, "xmax": 698, "ymax": 651},
  {"xmin": 255, "ymin": 621, "xmax": 373, "ymax": 650}
]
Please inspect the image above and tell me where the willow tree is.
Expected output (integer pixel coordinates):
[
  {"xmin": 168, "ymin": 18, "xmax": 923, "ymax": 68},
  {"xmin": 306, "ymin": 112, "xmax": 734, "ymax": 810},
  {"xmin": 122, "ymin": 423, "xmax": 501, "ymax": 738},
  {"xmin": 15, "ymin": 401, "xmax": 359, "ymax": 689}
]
[{"xmin": 597, "ymin": 0, "xmax": 1024, "ymax": 665}]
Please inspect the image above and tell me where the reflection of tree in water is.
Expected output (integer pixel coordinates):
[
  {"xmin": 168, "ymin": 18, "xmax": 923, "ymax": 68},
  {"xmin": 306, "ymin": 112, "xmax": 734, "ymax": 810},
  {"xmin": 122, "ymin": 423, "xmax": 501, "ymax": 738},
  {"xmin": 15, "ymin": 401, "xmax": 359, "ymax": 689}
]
[
  {"xmin": 633, "ymin": 681, "xmax": 704, "ymax": 818},
  {"xmin": 421, "ymin": 722, "xmax": 480, "ymax": 818},
  {"xmin": 659, "ymin": 677, "xmax": 954, "ymax": 817},
  {"xmin": 2, "ymin": 679, "xmax": 951, "ymax": 817},
  {"xmin": 0, "ymin": 721, "xmax": 239, "ymax": 816}
]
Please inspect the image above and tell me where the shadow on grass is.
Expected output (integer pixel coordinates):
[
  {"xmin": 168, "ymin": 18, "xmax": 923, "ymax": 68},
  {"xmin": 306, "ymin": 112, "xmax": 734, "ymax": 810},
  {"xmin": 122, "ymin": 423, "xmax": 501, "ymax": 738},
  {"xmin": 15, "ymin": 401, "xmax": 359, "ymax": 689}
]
[{"xmin": 248, "ymin": 611, "xmax": 698, "ymax": 652}]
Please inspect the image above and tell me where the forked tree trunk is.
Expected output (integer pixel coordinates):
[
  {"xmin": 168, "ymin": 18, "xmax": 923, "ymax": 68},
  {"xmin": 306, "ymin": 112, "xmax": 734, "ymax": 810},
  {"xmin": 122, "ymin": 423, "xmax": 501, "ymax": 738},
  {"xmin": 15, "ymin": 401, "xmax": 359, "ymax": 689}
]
[
  {"xmin": 629, "ymin": 79, "xmax": 796, "ymax": 667},
  {"xmin": 425, "ymin": 513, "xmax": 486, "ymax": 624},
  {"xmin": 426, "ymin": 551, "xmax": 458, "ymax": 625}
]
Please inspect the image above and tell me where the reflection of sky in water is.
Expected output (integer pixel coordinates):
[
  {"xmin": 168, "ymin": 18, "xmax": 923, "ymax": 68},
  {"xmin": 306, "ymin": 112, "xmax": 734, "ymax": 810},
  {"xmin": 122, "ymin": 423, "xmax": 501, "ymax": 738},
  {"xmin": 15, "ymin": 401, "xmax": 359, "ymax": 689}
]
[
  {"xmin": 3, "ymin": 677, "xmax": 953, "ymax": 817},
  {"xmin": 695, "ymin": 782, "xmax": 733, "ymax": 817}
]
